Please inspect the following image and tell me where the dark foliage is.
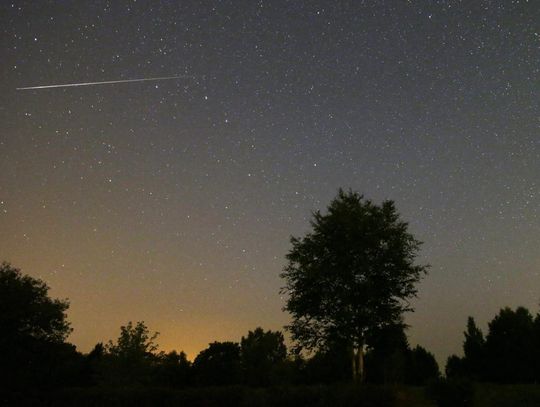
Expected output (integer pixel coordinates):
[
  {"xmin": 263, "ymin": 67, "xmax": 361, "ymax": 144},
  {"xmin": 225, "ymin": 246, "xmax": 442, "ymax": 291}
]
[
  {"xmin": 365, "ymin": 323, "xmax": 439, "ymax": 385},
  {"xmin": 484, "ymin": 307, "xmax": 536, "ymax": 383},
  {"xmin": 446, "ymin": 306, "xmax": 540, "ymax": 384},
  {"xmin": 462, "ymin": 317, "xmax": 486, "ymax": 380},
  {"xmin": 365, "ymin": 322, "xmax": 410, "ymax": 384},
  {"xmin": 281, "ymin": 189, "xmax": 428, "ymax": 381},
  {"xmin": 193, "ymin": 341, "xmax": 242, "ymax": 386},
  {"xmin": 153, "ymin": 350, "xmax": 192, "ymax": 387},
  {"xmin": 98, "ymin": 321, "xmax": 161, "ymax": 386},
  {"xmin": 240, "ymin": 327, "xmax": 287, "ymax": 386},
  {"xmin": 1, "ymin": 260, "xmax": 438, "ymax": 394},
  {"xmin": 407, "ymin": 345, "xmax": 440, "ymax": 385},
  {"xmin": 426, "ymin": 378, "xmax": 475, "ymax": 407},
  {"xmin": 474, "ymin": 384, "xmax": 540, "ymax": 407},
  {"xmin": 303, "ymin": 341, "xmax": 352, "ymax": 384},
  {"xmin": 0, "ymin": 262, "xmax": 77, "ymax": 389},
  {"xmin": 445, "ymin": 354, "xmax": 465, "ymax": 379},
  {"xmin": 301, "ymin": 323, "xmax": 439, "ymax": 386},
  {"xmin": 0, "ymin": 262, "xmax": 71, "ymax": 343}
]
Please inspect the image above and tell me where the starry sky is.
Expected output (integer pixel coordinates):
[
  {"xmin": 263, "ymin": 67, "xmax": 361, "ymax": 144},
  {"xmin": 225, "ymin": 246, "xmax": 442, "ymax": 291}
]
[{"xmin": 1, "ymin": 0, "xmax": 539, "ymax": 366}]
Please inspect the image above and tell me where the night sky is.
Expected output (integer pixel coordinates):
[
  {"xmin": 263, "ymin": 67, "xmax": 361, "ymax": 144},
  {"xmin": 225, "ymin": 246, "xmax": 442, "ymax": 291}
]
[{"xmin": 1, "ymin": 1, "xmax": 539, "ymax": 366}]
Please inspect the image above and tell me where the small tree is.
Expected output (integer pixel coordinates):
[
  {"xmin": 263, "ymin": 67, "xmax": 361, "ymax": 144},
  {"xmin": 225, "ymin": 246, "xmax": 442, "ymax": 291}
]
[
  {"xmin": 365, "ymin": 321, "xmax": 410, "ymax": 384},
  {"xmin": 463, "ymin": 317, "xmax": 485, "ymax": 379},
  {"xmin": 408, "ymin": 345, "xmax": 440, "ymax": 385},
  {"xmin": 240, "ymin": 327, "xmax": 287, "ymax": 385},
  {"xmin": 154, "ymin": 350, "xmax": 192, "ymax": 387},
  {"xmin": 104, "ymin": 321, "xmax": 160, "ymax": 385},
  {"xmin": 281, "ymin": 189, "xmax": 428, "ymax": 382},
  {"xmin": 107, "ymin": 321, "xmax": 159, "ymax": 360},
  {"xmin": 445, "ymin": 355, "xmax": 465, "ymax": 378},
  {"xmin": 193, "ymin": 341, "xmax": 242, "ymax": 385}
]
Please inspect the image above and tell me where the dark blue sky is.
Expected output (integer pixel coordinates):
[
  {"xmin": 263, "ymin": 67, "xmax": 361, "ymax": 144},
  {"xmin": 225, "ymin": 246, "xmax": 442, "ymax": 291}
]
[{"xmin": 1, "ymin": 0, "xmax": 539, "ymax": 365}]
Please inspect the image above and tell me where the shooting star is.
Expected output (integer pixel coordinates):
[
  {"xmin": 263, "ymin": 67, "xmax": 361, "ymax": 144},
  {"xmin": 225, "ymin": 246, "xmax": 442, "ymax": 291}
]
[{"xmin": 16, "ymin": 75, "xmax": 193, "ymax": 90}]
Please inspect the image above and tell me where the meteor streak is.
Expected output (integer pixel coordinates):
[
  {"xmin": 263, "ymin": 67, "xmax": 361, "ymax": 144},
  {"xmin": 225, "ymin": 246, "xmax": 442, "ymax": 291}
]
[{"xmin": 16, "ymin": 75, "xmax": 193, "ymax": 90}]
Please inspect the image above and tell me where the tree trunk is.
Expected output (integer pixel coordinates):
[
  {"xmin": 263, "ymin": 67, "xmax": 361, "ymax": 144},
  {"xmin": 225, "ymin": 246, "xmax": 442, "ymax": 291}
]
[
  {"xmin": 358, "ymin": 344, "xmax": 365, "ymax": 383},
  {"xmin": 351, "ymin": 346, "xmax": 358, "ymax": 382},
  {"xmin": 351, "ymin": 342, "xmax": 365, "ymax": 384}
]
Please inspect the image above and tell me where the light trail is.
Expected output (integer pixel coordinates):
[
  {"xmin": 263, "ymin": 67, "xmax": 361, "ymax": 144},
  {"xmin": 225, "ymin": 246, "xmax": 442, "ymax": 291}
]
[{"xmin": 16, "ymin": 75, "xmax": 193, "ymax": 90}]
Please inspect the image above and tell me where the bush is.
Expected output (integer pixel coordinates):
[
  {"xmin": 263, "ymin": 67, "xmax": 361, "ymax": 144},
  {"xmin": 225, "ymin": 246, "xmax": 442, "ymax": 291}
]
[{"xmin": 426, "ymin": 378, "xmax": 474, "ymax": 407}]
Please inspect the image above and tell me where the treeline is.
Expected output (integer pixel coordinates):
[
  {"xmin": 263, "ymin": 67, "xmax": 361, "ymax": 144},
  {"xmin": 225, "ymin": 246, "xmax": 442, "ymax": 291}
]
[
  {"xmin": 66, "ymin": 322, "xmax": 440, "ymax": 388},
  {"xmin": 446, "ymin": 306, "xmax": 540, "ymax": 383},
  {"xmin": 0, "ymin": 262, "xmax": 438, "ymax": 391},
  {"xmin": 5, "ymin": 257, "xmax": 540, "ymax": 394}
]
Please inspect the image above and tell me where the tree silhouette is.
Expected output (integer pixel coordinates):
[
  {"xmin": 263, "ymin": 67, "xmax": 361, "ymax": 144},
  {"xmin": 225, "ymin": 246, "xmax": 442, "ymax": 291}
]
[
  {"xmin": 365, "ymin": 322, "xmax": 439, "ymax": 385},
  {"xmin": 154, "ymin": 350, "xmax": 192, "ymax": 387},
  {"xmin": 534, "ymin": 313, "xmax": 540, "ymax": 383},
  {"xmin": 485, "ymin": 307, "xmax": 535, "ymax": 383},
  {"xmin": 0, "ymin": 261, "xmax": 71, "ymax": 343},
  {"xmin": 240, "ymin": 327, "xmax": 287, "ymax": 386},
  {"xmin": 445, "ymin": 354, "xmax": 465, "ymax": 378},
  {"xmin": 107, "ymin": 321, "xmax": 159, "ymax": 359},
  {"xmin": 365, "ymin": 322, "xmax": 410, "ymax": 384},
  {"xmin": 83, "ymin": 342, "xmax": 106, "ymax": 386},
  {"xmin": 463, "ymin": 317, "xmax": 485, "ymax": 380},
  {"xmin": 0, "ymin": 262, "xmax": 75, "ymax": 388},
  {"xmin": 446, "ymin": 307, "xmax": 539, "ymax": 383},
  {"xmin": 281, "ymin": 189, "xmax": 428, "ymax": 382},
  {"xmin": 303, "ymin": 340, "xmax": 351, "ymax": 384},
  {"xmin": 193, "ymin": 341, "xmax": 242, "ymax": 386},
  {"xmin": 104, "ymin": 321, "xmax": 160, "ymax": 385},
  {"xmin": 407, "ymin": 345, "xmax": 439, "ymax": 385}
]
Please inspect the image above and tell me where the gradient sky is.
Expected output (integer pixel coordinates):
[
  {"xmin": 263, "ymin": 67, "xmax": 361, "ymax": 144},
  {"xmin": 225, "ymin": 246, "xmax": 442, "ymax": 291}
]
[{"xmin": 1, "ymin": 0, "xmax": 539, "ymax": 366}]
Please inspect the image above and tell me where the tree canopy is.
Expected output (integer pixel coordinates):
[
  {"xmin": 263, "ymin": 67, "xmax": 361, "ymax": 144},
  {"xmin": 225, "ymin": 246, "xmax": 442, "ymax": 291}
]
[
  {"xmin": 446, "ymin": 306, "xmax": 540, "ymax": 383},
  {"xmin": 0, "ymin": 261, "xmax": 71, "ymax": 343},
  {"xmin": 462, "ymin": 317, "xmax": 485, "ymax": 379},
  {"xmin": 193, "ymin": 341, "xmax": 242, "ymax": 385},
  {"xmin": 280, "ymin": 189, "xmax": 428, "ymax": 381},
  {"xmin": 240, "ymin": 327, "xmax": 287, "ymax": 385},
  {"xmin": 106, "ymin": 321, "xmax": 159, "ymax": 361},
  {"xmin": 101, "ymin": 321, "xmax": 160, "ymax": 385},
  {"xmin": 0, "ymin": 262, "xmax": 76, "ymax": 389}
]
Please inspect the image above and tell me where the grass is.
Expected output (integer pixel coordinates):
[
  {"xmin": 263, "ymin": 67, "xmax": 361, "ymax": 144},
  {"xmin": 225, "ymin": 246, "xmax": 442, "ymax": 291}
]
[
  {"xmin": 395, "ymin": 386, "xmax": 435, "ymax": 407},
  {"xmin": 4, "ymin": 383, "xmax": 540, "ymax": 406},
  {"xmin": 393, "ymin": 383, "xmax": 540, "ymax": 407},
  {"xmin": 474, "ymin": 384, "xmax": 540, "ymax": 407}
]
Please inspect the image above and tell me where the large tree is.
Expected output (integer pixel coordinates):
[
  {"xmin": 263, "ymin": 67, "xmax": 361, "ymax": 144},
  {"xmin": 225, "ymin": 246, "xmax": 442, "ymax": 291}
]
[
  {"xmin": 485, "ymin": 306, "xmax": 535, "ymax": 383},
  {"xmin": 0, "ymin": 262, "xmax": 76, "ymax": 388},
  {"xmin": 0, "ymin": 261, "xmax": 71, "ymax": 343},
  {"xmin": 280, "ymin": 189, "xmax": 427, "ymax": 382}
]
